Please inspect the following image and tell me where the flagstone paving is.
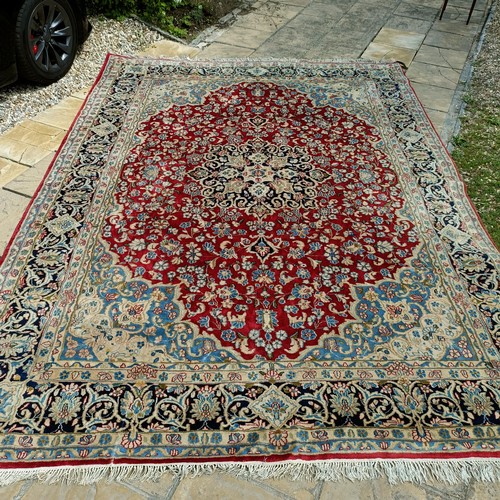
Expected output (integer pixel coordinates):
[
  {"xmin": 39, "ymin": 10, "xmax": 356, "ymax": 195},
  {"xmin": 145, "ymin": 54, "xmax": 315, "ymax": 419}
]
[{"xmin": 0, "ymin": 0, "xmax": 495, "ymax": 497}]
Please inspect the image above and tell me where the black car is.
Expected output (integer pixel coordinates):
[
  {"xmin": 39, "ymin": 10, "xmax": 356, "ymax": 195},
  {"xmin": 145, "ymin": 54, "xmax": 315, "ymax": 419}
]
[{"xmin": 0, "ymin": 0, "xmax": 91, "ymax": 88}]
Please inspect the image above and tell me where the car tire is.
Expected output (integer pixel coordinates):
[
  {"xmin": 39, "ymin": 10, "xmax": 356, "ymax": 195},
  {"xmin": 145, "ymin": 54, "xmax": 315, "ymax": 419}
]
[{"xmin": 15, "ymin": 0, "xmax": 78, "ymax": 85}]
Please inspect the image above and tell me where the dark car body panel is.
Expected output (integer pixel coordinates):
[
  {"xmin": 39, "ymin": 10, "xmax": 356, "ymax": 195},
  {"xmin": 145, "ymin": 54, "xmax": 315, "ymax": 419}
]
[
  {"xmin": 0, "ymin": 6, "xmax": 18, "ymax": 87},
  {"xmin": 0, "ymin": 0, "xmax": 90, "ymax": 88}
]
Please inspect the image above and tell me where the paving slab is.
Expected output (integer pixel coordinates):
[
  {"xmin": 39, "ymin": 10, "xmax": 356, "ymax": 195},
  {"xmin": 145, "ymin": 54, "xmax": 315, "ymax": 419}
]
[
  {"xmin": 414, "ymin": 44, "xmax": 470, "ymax": 69},
  {"xmin": 2, "ymin": 120, "xmax": 66, "ymax": 151},
  {"xmin": 15, "ymin": 119, "xmax": 66, "ymax": 136},
  {"xmin": 424, "ymin": 108, "xmax": 448, "ymax": 131},
  {"xmin": 373, "ymin": 27, "xmax": 426, "ymax": 49},
  {"xmin": 250, "ymin": 477, "xmax": 318, "ymax": 498},
  {"xmin": 406, "ymin": 61, "xmax": 461, "ymax": 89},
  {"xmin": 339, "ymin": 2, "xmax": 394, "ymax": 32},
  {"xmin": 405, "ymin": 0, "xmax": 441, "ymax": 6},
  {"xmin": 434, "ymin": 19, "xmax": 484, "ymax": 35},
  {"xmin": 424, "ymin": 28, "xmax": 477, "ymax": 51},
  {"xmin": 395, "ymin": 1, "xmax": 441, "ymax": 20},
  {"xmin": 71, "ymin": 86, "xmax": 92, "ymax": 100},
  {"xmin": 4, "ymin": 154, "xmax": 54, "ymax": 198},
  {"xmin": 278, "ymin": 0, "xmax": 311, "ymax": 5},
  {"xmin": 233, "ymin": 12, "xmax": 291, "ymax": 31},
  {"xmin": 139, "ymin": 39, "xmax": 200, "ymax": 57},
  {"xmin": 251, "ymin": 2, "xmax": 303, "ymax": 20},
  {"xmin": 95, "ymin": 482, "xmax": 147, "ymax": 499},
  {"xmin": 316, "ymin": 26, "xmax": 380, "ymax": 49},
  {"xmin": 468, "ymin": 480, "xmax": 500, "ymax": 500},
  {"xmin": 285, "ymin": 13, "xmax": 340, "ymax": 31},
  {"xmin": 0, "ymin": 158, "xmax": 28, "ymax": 188},
  {"xmin": 321, "ymin": 478, "xmax": 424, "ymax": 499},
  {"xmin": 357, "ymin": 0, "xmax": 401, "ymax": 7},
  {"xmin": 0, "ymin": 480, "xmax": 26, "ymax": 499},
  {"xmin": 439, "ymin": 5, "xmax": 486, "ymax": 23},
  {"xmin": 313, "ymin": 0, "xmax": 357, "ymax": 11},
  {"xmin": 362, "ymin": 42, "xmax": 418, "ymax": 68},
  {"xmin": 0, "ymin": 189, "xmax": 31, "ymax": 256},
  {"xmin": 445, "ymin": 0, "xmax": 487, "ymax": 9},
  {"xmin": 253, "ymin": 39, "xmax": 310, "ymax": 57},
  {"xmin": 307, "ymin": 43, "xmax": 363, "ymax": 58},
  {"xmin": 119, "ymin": 474, "xmax": 179, "ymax": 497},
  {"xmin": 172, "ymin": 474, "xmax": 314, "ymax": 500},
  {"xmin": 32, "ymin": 96, "xmax": 84, "ymax": 130},
  {"xmin": 384, "ymin": 15, "xmax": 433, "ymax": 33},
  {"xmin": 411, "ymin": 81, "xmax": 456, "ymax": 113},
  {"xmin": 0, "ymin": 136, "xmax": 53, "ymax": 167},
  {"xmin": 266, "ymin": 26, "xmax": 328, "ymax": 49},
  {"xmin": 21, "ymin": 482, "xmax": 95, "ymax": 500},
  {"xmin": 300, "ymin": 2, "xmax": 345, "ymax": 19},
  {"xmin": 215, "ymin": 26, "xmax": 274, "ymax": 49},
  {"xmin": 200, "ymin": 43, "xmax": 256, "ymax": 57}
]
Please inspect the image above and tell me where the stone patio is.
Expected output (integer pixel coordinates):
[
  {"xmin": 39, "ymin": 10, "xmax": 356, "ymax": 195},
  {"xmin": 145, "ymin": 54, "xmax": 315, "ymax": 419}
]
[{"xmin": 0, "ymin": 0, "xmax": 496, "ymax": 497}]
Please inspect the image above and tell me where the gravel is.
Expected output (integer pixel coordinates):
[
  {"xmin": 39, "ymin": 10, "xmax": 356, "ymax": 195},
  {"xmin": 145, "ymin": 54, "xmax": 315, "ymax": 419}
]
[
  {"xmin": 468, "ymin": 4, "xmax": 500, "ymax": 113},
  {"xmin": 0, "ymin": 17, "xmax": 163, "ymax": 134}
]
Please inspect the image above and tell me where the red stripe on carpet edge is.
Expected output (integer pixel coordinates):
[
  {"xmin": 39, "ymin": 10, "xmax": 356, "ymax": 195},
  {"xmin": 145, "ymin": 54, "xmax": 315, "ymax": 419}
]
[{"xmin": 1, "ymin": 450, "xmax": 500, "ymax": 470}]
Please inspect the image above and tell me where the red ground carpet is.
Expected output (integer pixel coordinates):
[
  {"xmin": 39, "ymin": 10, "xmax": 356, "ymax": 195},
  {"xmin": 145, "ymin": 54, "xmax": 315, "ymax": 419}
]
[{"xmin": 0, "ymin": 56, "xmax": 499, "ymax": 484}]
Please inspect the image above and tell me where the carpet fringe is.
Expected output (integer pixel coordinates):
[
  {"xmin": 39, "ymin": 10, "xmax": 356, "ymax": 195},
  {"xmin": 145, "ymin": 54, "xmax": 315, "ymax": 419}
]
[{"xmin": 1, "ymin": 459, "xmax": 500, "ymax": 486}]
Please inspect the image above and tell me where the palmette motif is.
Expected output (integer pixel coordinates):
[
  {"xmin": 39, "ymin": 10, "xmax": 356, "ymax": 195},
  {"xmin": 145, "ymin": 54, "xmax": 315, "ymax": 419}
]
[{"xmin": 0, "ymin": 58, "xmax": 499, "ymax": 467}]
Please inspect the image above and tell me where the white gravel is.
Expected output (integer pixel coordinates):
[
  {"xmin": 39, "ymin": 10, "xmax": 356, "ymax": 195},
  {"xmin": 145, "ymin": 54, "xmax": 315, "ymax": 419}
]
[
  {"xmin": 0, "ymin": 17, "xmax": 163, "ymax": 134},
  {"xmin": 471, "ymin": 5, "xmax": 500, "ymax": 112}
]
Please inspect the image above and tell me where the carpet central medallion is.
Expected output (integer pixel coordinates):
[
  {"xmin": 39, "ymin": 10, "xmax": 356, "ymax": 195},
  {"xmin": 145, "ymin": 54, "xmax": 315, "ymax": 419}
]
[
  {"xmin": 189, "ymin": 139, "xmax": 326, "ymax": 216},
  {"xmin": 102, "ymin": 81, "xmax": 418, "ymax": 360}
]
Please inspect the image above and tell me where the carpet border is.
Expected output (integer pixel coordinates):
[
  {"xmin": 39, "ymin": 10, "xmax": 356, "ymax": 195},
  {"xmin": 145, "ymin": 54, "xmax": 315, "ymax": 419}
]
[{"xmin": 396, "ymin": 59, "xmax": 499, "ymax": 252}]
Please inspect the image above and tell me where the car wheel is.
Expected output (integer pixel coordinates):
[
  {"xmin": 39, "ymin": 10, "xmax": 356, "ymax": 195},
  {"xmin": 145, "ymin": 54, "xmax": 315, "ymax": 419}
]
[{"xmin": 15, "ymin": 0, "xmax": 78, "ymax": 85}]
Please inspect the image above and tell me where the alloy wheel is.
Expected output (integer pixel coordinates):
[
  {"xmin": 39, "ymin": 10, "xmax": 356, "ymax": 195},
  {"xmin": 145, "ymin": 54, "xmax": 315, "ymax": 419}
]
[{"xmin": 28, "ymin": 0, "xmax": 74, "ymax": 74}]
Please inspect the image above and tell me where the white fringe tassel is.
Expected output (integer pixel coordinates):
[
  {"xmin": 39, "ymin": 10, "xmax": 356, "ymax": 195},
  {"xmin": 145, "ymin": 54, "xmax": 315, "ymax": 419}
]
[{"xmin": 1, "ymin": 459, "xmax": 500, "ymax": 486}]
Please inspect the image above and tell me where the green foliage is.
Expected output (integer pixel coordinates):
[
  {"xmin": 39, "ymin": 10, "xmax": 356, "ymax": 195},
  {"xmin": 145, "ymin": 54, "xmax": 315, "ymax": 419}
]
[
  {"xmin": 188, "ymin": 3, "xmax": 205, "ymax": 22},
  {"xmin": 87, "ymin": 0, "xmax": 137, "ymax": 18},
  {"xmin": 139, "ymin": 0, "xmax": 189, "ymax": 37},
  {"xmin": 87, "ymin": 0, "xmax": 208, "ymax": 38}
]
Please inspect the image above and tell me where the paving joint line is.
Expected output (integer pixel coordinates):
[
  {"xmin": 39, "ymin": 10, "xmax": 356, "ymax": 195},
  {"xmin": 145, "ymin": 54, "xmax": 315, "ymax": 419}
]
[{"xmin": 2, "ymin": 187, "xmax": 32, "ymax": 199}]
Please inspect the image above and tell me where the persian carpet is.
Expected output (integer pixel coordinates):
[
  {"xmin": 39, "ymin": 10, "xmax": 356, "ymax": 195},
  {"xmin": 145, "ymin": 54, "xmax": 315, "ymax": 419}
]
[{"xmin": 0, "ymin": 56, "xmax": 499, "ymax": 484}]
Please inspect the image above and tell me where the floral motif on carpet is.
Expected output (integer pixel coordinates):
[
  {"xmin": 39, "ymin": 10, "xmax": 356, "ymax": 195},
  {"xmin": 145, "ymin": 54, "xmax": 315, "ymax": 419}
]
[{"xmin": 0, "ymin": 57, "xmax": 499, "ymax": 482}]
